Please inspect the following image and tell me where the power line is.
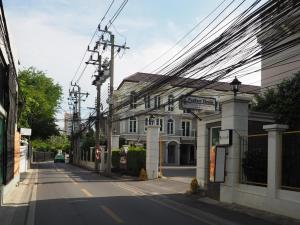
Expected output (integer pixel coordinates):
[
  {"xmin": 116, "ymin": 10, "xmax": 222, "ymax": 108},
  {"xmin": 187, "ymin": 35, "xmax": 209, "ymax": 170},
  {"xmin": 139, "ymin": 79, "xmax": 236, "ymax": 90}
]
[
  {"xmin": 70, "ymin": 0, "xmax": 116, "ymax": 84},
  {"xmin": 113, "ymin": 0, "xmax": 300, "ymax": 115}
]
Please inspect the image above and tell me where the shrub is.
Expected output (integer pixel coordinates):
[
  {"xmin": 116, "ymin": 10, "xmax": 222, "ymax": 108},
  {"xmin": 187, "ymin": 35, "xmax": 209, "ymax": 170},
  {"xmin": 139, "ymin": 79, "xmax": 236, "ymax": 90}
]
[
  {"xmin": 112, "ymin": 149, "xmax": 121, "ymax": 169},
  {"xmin": 127, "ymin": 146, "xmax": 146, "ymax": 176},
  {"xmin": 190, "ymin": 177, "xmax": 199, "ymax": 194}
]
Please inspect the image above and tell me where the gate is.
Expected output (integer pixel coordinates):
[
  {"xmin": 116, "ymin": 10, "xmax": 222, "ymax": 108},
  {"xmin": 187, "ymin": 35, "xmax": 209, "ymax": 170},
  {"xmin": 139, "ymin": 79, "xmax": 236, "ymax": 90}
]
[
  {"xmin": 282, "ymin": 130, "xmax": 300, "ymax": 191},
  {"xmin": 240, "ymin": 134, "xmax": 268, "ymax": 186}
]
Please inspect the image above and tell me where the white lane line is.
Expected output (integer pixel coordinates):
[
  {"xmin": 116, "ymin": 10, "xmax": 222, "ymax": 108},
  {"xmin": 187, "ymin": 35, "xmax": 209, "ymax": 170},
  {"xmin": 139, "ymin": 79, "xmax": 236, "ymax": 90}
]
[
  {"xmin": 114, "ymin": 183, "xmax": 146, "ymax": 196},
  {"xmin": 114, "ymin": 182, "xmax": 238, "ymax": 225},
  {"xmin": 101, "ymin": 205, "xmax": 124, "ymax": 224},
  {"xmin": 26, "ymin": 166, "xmax": 38, "ymax": 225}
]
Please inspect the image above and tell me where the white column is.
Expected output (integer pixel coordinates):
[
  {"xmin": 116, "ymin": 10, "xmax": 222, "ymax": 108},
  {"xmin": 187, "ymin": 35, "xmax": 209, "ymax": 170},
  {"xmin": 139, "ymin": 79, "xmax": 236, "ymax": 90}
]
[
  {"xmin": 263, "ymin": 124, "xmax": 288, "ymax": 200},
  {"xmin": 112, "ymin": 135, "xmax": 120, "ymax": 150},
  {"xmin": 146, "ymin": 125, "xmax": 160, "ymax": 179},
  {"xmin": 100, "ymin": 145, "xmax": 106, "ymax": 172},
  {"xmin": 196, "ymin": 120, "xmax": 209, "ymax": 188},
  {"xmin": 164, "ymin": 142, "xmax": 168, "ymax": 164},
  {"xmin": 220, "ymin": 96, "xmax": 250, "ymax": 203}
]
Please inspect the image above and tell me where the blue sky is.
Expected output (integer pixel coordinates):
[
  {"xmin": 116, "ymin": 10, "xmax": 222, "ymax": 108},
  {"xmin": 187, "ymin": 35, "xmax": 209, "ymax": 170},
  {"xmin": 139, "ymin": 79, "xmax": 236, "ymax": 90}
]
[{"xmin": 3, "ymin": 0, "xmax": 261, "ymax": 123}]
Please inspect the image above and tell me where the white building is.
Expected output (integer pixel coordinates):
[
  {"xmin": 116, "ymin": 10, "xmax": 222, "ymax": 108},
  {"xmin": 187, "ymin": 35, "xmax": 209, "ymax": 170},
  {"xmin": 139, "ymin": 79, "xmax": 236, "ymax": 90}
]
[
  {"xmin": 114, "ymin": 72, "xmax": 257, "ymax": 166},
  {"xmin": 64, "ymin": 112, "xmax": 73, "ymax": 136}
]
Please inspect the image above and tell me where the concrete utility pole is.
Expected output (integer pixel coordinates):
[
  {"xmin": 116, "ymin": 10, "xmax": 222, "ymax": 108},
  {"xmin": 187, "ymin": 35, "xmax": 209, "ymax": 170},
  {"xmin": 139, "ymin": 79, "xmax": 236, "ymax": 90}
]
[
  {"xmin": 95, "ymin": 55, "xmax": 102, "ymax": 172},
  {"xmin": 69, "ymin": 83, "xmax": 89, "ymax": 165},
  {"xmin": 95, "ymin": 27, "xmax": 129, "ymax": 176},
  {"xmin": 69, "ymin": 83, "xmax": 79, "ymax": 164},
  {"xmin": 106, "ymin": 33, "xmax": 114, "ymax": 176}
]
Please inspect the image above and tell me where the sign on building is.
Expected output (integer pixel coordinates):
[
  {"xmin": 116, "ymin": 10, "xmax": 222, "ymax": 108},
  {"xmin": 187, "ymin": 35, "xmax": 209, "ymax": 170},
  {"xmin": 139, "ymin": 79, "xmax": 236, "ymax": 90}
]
[
  {"xmin": 180, "ymin": 96, "xmax": 216, "ymax": 111},
  {"xmin": 20, "ymin": 128, "xmax": 32, "ymax": 136},
  {"xmin": 219, "ymin": 129, "xmax": 232, "ymax": 146}
]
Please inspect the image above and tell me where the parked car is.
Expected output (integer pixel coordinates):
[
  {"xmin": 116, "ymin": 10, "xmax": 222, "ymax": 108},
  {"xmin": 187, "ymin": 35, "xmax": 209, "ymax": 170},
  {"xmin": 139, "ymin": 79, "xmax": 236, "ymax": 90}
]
[{"xmin": 54, "ymin": 154, "xmax": 65, "ymax": 163}]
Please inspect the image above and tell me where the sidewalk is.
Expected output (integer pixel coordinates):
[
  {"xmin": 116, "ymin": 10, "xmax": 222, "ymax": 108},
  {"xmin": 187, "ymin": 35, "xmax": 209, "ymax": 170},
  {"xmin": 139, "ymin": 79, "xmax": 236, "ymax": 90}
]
[{"xmin": 0, "ymin": 169, "xmax": 36, "ymax": 225}]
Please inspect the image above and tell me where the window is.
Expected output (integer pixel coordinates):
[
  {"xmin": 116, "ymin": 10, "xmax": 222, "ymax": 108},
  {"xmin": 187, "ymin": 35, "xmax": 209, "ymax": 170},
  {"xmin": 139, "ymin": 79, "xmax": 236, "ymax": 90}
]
[
  {"xmin": 130, "ymin": 91, "xmax": 137, "ymax": 109},
  {"xmin": 144, "ymin": 95, "xmax": 151, "ymax": 109},
  {"xmin": 168, "ymin": 95, "xmax": 174, "ymax": 111},
  {"xmin": 167, "ymin": 119, "xmax": 174, "ymax": 134},
  {"xmin": 182, "ymin": 121, "xmax": 191, "ymax": 136},
  {"xmin": 154, "ymin": 95, "xmax": 160, "ymax": 109},
  {"xmin": 183, "ymin": 108, "xmax": 191, "ymax": 113},
  {"xmin": 144, "ymin": 117, "xmax": 149, "ymax": 131},
  {"xmin": 129, "ymin": 117, "xmax": 137, "ymax": 133},
  {"xmin": 156, "ymin": 117, "xmax": 163, "ymax": 132},
  {"xmin": 120, "ymin": 120, "xmax": 126, "ymax": 133}
]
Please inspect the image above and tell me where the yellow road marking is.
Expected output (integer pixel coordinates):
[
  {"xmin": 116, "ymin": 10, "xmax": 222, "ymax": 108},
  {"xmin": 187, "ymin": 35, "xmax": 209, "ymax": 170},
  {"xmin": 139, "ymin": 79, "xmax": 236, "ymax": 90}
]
[
  {"xmin": 72, "ymin": 180, "xmax": 78, "ymax": 185},
  {"xmin": 101, "ymin": 205, "xmax": 124, "ymax": 223},
  {"xmin": 81, "ymin": 188, "xmax": 93, "ymax": 197}
]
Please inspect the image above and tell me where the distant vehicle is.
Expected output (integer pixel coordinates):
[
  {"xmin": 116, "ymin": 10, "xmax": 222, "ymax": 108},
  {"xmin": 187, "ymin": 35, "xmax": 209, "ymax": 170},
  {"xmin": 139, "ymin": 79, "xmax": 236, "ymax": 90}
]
[{"xmin": 54, "ymin": 154, "xmax": 65, "ymax": 163}]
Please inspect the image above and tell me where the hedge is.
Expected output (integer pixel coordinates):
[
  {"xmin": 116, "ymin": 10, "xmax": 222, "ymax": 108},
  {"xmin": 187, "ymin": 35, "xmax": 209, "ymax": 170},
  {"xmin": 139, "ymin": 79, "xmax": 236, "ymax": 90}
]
[
  {"xmin": 112, "ymin": 149, "xmax": 121, "ymax": 169},
  {"xmin": 127, "ymin": 146, "xmax": 146, "ymax": 176}
]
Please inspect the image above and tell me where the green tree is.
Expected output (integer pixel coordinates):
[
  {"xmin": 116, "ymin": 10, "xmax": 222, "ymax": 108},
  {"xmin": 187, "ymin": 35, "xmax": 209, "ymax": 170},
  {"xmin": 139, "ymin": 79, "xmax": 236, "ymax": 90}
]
[
  {"xmin": 81, "ymin": 129, "xmax": 95, "ymax": 159},
  {"xmin": 252, "ymin": 72, "xmax": 300, "ymax": 129},
  {"xmin": 48, "ymin": 134, "xmax": 70, "ymax": 152},
  {"xmin": 18, "ymin": 67, "xmax": 63, "ymax": 139}
]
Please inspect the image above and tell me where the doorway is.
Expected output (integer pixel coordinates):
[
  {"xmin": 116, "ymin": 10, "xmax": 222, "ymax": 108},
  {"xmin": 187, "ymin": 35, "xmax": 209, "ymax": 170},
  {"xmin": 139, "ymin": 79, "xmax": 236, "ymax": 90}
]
[
  {"xmin": 207, "ymin": 126, "xmax": 221, "ymax": 200},
  {"xmin": 167, "ymin": 142, "xmax": 176, "ymax": 164}
]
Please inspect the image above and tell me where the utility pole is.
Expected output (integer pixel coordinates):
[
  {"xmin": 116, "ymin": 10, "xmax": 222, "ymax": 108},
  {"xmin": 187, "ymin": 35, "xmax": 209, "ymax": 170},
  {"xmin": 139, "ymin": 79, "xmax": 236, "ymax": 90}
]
[
  {"xmin": 86, "ymin": 43, "xmax": 104, "ymax": 172},
  {"xmin": 95, "ymin": 27, "xmax": 129, "ymax": 176},
  {"xmin": 69, "ymin": 83, "xmax": 89, "ymax": 165},
  {"xmin": 106, "ymin": 33, "xmax": 114, "ymax": 176},
  {"xmin": 95, "ymin": 55, "xmax": 101, "ymax": 172}
]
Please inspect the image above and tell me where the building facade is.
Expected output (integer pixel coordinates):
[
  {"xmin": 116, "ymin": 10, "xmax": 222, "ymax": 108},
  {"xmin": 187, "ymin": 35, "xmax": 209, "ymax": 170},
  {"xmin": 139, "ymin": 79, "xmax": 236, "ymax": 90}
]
[
  {"xmin": 258, "ymin": 2, "xmax": 300, "ymax": 89},
  {"xmin": 114, "ymin": 72, "xmax": 257, "ymax": 166},
  {"xmin": 0, "ymin": 1, "xmax": 19, "ymax": 200},
  {"xmin": 64, "ymin": 112, "xmax": 73, "ymax": 136}
]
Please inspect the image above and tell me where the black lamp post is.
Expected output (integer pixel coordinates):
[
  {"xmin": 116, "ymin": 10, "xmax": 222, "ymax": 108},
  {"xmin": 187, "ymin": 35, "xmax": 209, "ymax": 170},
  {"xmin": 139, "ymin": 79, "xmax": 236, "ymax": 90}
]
[{"xmin": 230, "ymin": 76, "xmax": 241, "ymax": 96}]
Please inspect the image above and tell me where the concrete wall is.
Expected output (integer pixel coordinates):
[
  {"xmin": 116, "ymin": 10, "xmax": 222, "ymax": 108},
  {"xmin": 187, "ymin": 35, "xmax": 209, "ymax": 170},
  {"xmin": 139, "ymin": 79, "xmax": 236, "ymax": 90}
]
[
  {"xmin": 79, "ymin": 160, "xmax": 95, "ymax": 171},
  {"xmin": 196, "ymin": 96, "xmax": 300, "ymax": 220}
]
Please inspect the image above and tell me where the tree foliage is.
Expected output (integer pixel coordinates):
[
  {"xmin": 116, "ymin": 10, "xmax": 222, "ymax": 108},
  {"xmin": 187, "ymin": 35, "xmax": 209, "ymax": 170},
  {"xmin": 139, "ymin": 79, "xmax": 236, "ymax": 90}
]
[
  {"xmin": 32, "ymin": 134, "xmax": 70, "ymax": 154},
  {"xmin": 18, "ymin": 67, "xmax": 63, "ymax": 139},
  {"xmin": 252, "ymin": 72, "xmax": 300, "ymax": 129},
  {"xmin": 81, "ymin": 129, "xmax": 95, "ymax": 153}
]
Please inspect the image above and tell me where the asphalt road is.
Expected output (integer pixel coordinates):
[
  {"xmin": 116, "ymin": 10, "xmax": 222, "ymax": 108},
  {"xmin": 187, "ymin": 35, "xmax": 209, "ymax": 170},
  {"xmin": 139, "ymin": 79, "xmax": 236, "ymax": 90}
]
[{"xmin": 27, "ymin": 162, "xmax": 285, "ymax": 225}]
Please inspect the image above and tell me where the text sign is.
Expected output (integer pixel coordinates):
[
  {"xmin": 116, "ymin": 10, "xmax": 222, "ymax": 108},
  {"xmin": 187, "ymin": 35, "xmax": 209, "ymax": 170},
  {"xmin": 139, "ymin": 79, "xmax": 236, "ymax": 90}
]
[
  {"xmin": 181, "ymin": 96, "xmax": 216, "ymax": 111},
  {"xmin": 214, "ymin": 146, "xmax": 226, "ymax": 183},
  {"xmin": 20, "ymin": 128, "xmax": 32, "ymax": 136},
  {"xmin": 219, "ymin": 129, "xmax": 232, "ymax": 146}
]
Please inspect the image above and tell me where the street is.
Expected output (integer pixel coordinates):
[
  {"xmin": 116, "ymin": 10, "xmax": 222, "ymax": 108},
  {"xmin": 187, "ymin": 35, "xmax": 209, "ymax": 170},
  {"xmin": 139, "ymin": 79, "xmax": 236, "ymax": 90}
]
[
  {"xmin": 162, "ymin": 166, "xmax": 196, "ymax": 183},
  {"xmin": 2, "ymin": 162, "xmax": 295, "ymax": 225}
]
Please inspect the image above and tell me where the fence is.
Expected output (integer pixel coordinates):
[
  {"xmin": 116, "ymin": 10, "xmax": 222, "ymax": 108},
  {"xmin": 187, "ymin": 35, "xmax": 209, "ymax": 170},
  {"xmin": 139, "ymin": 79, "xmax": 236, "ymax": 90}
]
[
  {"xmin": 33, "ymin": 151, "xmax": 54, "ymax": 162},
  {"xmin": 80, "ymin": 147, "xmax": 96, "ymax": 162},
  {"xmin": 282, "ymin": 130, "xmax": 300, "ymax": 192},
  {"xmin": 240, "ymin": 133, "xmax": 268, "ymax": 186}
]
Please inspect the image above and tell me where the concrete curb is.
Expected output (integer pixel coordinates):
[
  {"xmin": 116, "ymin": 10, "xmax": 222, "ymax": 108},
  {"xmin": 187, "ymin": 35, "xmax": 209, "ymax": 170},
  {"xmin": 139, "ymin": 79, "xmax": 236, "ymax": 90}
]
[{"xmin": 25, "ymin": 166, "xmax": 38, "ymax": 225}]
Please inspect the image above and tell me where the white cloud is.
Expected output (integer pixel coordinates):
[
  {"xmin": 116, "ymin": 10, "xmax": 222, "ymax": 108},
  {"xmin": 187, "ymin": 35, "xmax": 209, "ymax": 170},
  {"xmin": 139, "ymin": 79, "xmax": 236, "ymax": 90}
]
[
  {"xmin": 115, "ymin": 17, "xmax": 155, "ymax": 31},
  {"xmin": 5, "ymin": 0, "xmax": 263, "ymax": 130}
]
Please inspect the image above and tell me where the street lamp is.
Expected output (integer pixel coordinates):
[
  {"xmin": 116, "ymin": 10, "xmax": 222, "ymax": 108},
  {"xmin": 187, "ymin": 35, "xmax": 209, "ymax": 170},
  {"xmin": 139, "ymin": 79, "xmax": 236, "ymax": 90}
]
[{"xmin": 230, "ymin": 76, "xmax": 241, "ymax": 96}]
